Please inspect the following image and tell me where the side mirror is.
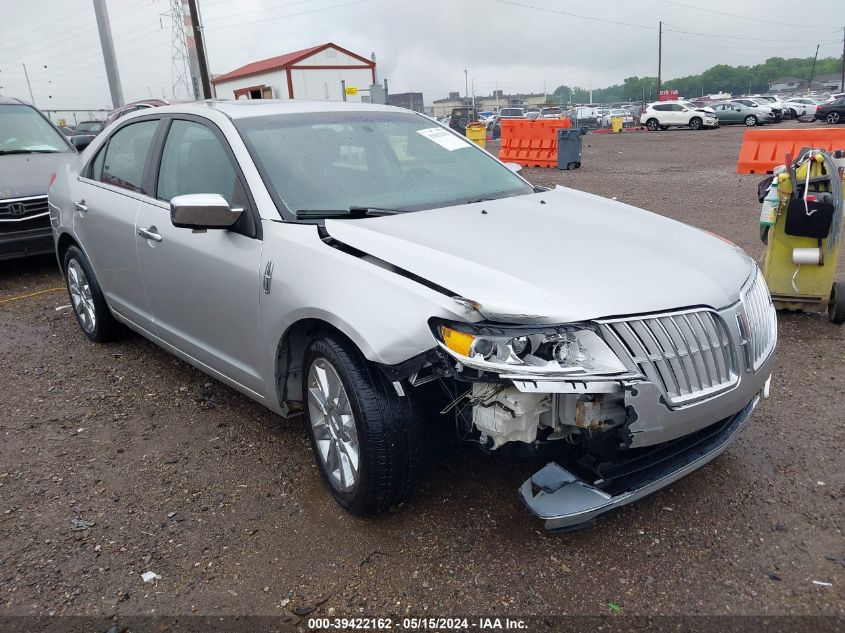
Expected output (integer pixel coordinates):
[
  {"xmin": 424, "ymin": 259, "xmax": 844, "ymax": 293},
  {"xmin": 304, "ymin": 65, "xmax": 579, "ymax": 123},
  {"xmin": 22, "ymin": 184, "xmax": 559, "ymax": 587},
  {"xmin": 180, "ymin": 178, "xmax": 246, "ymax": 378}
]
[
  {"xmin": 170, "ymin": 193, "xmax": 243, "ymax": 229},
  {"xmin": 70, "ymin": 136, "xmax": 92, "ymax": 152},
  {"xmin": 503, "ymin": 162, "xmax": 523, "ymax": 173}
]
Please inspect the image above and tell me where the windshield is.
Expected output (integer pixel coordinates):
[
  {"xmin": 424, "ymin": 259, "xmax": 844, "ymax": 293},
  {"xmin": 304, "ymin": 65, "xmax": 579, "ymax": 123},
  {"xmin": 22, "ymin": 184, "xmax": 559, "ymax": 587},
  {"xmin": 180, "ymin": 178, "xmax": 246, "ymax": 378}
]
[
  {"xmin": 0, "ymin": 104, "xmax": 70, "ymax": 153},
  {"xmin": 76, "ymin": 121, "xmax": 103, "ymax": 134},
  {"xmin": 236, "ymin": 111, "xmax": 534, "ymax": 219}
]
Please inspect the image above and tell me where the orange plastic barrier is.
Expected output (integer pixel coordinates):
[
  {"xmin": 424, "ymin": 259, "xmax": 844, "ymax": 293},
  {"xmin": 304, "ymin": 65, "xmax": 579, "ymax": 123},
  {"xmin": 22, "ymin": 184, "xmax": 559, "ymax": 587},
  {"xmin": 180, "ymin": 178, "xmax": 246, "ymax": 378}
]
[
  {"xmin": 498, "ymin": 118, "xmax": 572, "ymax": 168},
  {"xmin": 736, "ymin": 128, "xmax": 845, "ymax": 174}
]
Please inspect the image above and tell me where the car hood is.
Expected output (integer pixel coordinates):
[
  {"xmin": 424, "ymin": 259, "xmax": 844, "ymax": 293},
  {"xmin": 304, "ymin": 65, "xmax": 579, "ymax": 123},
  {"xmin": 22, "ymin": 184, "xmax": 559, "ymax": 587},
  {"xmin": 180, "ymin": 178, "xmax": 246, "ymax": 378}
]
[
  {"xmin": 325, "ymin": 187, "xmax": 754, "ymax": 323},
  {"xmin": 0, "ymin": 151, "xmax": 74, "ymax": 200}
]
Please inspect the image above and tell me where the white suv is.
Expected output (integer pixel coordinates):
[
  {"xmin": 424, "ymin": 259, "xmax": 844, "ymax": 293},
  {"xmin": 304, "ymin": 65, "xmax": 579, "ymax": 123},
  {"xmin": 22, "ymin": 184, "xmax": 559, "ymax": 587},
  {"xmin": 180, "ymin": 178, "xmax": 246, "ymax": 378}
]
[
  {"xmin": 641, "ymin": 100, "xmax": 718, "ymax": 131},
  {"xmin": 786, "ymin": 97, "xmax": 820, "ymax": 117}
]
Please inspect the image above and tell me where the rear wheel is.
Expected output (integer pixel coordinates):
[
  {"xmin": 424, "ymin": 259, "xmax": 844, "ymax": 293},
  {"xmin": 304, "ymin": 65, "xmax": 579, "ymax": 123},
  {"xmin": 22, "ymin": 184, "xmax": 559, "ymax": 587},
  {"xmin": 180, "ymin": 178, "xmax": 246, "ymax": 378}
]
[
  {"xmin": 745, "ymin": 115, "xmax": 758, "ymax": 127},
  {"xmin": 829, "ymin": 282, "xmax": 845, "ymax": 324},
  {"xmin": 689, "ymin": 117, "xmax": 703, "ymax": 130},
  {"xmin": 62, "ymin": 245, "xmax": 124, "ymax": 343},
  {"xmin": 646, "ymin": 118, "xmax": 659, "ymax": 131},
  {"xmin": 826, "ymin": 112, "xmax": 841, "ymax": 124},
  {"xmin": 303, "ymin": 333, "xmax": 424, "ymax": 515},
  {"xmin": 659, "ymin": 125, "xmax": 669, "ymax": 130}
]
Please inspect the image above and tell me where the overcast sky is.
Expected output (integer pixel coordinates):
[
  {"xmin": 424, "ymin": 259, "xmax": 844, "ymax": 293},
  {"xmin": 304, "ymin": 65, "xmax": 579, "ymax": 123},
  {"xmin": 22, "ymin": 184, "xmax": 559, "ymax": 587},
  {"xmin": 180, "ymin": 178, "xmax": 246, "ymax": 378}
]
[{"xmin": 1, "ymin": 0, "xmax": 842, "ymax": 110}]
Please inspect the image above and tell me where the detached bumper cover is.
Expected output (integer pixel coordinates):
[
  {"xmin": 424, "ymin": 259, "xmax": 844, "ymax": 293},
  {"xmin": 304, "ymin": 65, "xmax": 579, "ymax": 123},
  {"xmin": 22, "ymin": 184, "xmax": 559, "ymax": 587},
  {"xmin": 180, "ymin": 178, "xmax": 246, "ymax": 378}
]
[{"xmin": 519, "ymin": 395, "xmax": 759, "ymax": 531}]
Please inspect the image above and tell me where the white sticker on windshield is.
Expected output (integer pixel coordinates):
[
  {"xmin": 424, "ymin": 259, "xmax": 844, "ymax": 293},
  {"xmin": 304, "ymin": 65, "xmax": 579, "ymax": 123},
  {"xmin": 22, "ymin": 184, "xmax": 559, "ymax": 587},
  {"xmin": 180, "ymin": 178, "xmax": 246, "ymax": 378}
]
[{"xmin": 416, "ymin": 127, "xmax": 471, "ymax": 151}]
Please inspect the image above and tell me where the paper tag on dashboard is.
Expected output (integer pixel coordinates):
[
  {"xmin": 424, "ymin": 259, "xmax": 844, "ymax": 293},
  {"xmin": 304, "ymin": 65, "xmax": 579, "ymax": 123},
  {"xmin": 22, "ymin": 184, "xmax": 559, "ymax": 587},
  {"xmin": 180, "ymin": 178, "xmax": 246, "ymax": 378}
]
[{"xmin": 416, "ymin": 127, "xmax": 471, "ymax": 151}]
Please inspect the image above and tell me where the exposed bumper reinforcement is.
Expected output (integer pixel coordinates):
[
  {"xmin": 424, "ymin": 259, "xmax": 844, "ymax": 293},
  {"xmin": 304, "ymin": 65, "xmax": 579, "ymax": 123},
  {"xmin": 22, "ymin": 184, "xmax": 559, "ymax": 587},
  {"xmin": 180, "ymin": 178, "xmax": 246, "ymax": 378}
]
[{"xmin": 519, "ymin": 395, "xmax": 759, "ymax": 531}]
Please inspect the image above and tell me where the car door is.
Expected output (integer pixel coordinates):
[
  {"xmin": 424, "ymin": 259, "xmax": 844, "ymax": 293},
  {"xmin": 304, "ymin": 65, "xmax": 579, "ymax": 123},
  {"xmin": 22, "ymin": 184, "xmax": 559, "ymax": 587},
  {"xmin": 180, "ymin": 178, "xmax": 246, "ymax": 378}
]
[
  {"xmin": 725, "ymin": 104, "xmax": 743, "ymax": 124},
  {"xmin": 134, "ymin": 116, "xmax": 265, "ymax": 395},
  {"xmin": 72, "ymin": 118, "xmax": 160, "ymax": 325}
]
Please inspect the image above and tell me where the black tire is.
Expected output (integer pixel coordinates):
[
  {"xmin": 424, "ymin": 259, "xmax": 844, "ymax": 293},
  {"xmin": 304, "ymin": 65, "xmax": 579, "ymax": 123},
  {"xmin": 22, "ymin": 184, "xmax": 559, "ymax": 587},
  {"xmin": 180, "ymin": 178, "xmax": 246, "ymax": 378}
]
[
  {"xmin": 62, "ymin": 245, "xmax": 124, "ymax": 343},
  {"xmin": 646, "ymin": 118, "xmax": 660, "ymax": 131},
  {"xmin": 789, "ymin": 108, "xmax": 798, "ymax": 119},
  {"xmin": 828, "ymin": 282, "xmax": 845, "ymax": 324},
  {"xmin": 745, "ymin": 115, "xmax": 758, "ymax": 127},
  {"xmin": 302, "ymin": 333, "xmax": 424, "ymax": 515},
  {"xmin": 659, "ymin": 125, "xmax": 670, "ymax": 130},
  {"xmin": 760, "ymin": 225, "xmax": 769, "ymax": 244},
  {"xmin": 826, "ymin": 112, "xmax": 841, "ymax": 124},
  {"xmin": 689, "ymin": 117, "xmax": 703, "ymax": 130}
]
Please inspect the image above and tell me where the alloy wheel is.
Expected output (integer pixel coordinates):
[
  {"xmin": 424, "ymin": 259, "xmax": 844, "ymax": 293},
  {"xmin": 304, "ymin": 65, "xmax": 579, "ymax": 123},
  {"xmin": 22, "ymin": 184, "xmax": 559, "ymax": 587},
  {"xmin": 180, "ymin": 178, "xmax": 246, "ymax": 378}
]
[
  {"xmin": 67, "ymin": 259, "xmax": 96, "ymax": 333},
  {"xmin": 307, "ymin": 358, "xmax": 360, "ymax": 493},
  {"xmin": 827, "ymin": 112, "xmax": 841, "ymax": 124}
]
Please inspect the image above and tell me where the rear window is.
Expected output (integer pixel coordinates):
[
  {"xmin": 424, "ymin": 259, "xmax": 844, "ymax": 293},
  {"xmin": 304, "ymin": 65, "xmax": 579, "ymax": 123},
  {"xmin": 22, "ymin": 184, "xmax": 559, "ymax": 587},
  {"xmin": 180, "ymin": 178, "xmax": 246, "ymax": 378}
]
[{"xmin": 98, "ymin": 120, "xmax": 158, "ymax": 193}]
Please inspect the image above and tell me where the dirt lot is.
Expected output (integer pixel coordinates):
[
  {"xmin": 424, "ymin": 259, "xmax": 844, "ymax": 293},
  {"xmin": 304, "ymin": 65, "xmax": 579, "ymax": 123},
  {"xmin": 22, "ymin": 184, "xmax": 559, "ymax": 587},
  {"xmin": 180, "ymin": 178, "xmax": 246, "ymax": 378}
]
[{"xmin": 1, "ymin": 121, "xmax": 843, "ymax": 626}]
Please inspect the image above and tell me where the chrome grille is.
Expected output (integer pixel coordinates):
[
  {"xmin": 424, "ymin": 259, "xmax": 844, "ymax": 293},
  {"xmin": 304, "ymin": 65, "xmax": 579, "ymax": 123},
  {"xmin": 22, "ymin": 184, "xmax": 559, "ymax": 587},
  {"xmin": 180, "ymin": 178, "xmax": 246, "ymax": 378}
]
[
  {"xmin": 600, "ymin": 309, "xmax": 738, "ymax": 406},
  {"xmin": 0, "ymin": 196, "xmax": 48, "ymax": 220},
  {"xmin": 741, "ymin": 269, "xmax": 777, "ymax": 371}
]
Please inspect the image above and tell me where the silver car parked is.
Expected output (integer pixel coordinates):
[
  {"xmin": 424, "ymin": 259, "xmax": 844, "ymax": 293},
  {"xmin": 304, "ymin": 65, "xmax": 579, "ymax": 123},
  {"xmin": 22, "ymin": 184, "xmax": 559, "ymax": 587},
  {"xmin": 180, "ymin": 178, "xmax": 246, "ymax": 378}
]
[{"xmin": 48, "ymin": 101, "xmax": 776, "ymax": 530}]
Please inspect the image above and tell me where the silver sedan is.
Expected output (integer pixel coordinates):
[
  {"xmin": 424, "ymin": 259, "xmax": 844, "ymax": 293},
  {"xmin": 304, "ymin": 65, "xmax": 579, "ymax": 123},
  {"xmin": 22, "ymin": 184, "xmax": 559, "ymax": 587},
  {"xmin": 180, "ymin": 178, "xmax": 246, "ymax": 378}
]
[{"xmin": 48, "ymin": 101, "xmax": 776, "ymax": 530}]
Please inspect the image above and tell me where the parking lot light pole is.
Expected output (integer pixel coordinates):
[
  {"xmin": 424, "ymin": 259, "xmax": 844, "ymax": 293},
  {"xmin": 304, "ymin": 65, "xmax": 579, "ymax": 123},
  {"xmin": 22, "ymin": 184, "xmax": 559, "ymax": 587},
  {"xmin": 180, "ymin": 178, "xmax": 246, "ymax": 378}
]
[
  {"xmin": 92, "ymin": 0, "xmax": 124, "ymax": 108},
  {"xmin": 657, "ymin": 21, "xmax": 662, "ymax": 96},
  {"xmin": 21, "ymin": 63, "xmax": 35, "ymax": 105}
]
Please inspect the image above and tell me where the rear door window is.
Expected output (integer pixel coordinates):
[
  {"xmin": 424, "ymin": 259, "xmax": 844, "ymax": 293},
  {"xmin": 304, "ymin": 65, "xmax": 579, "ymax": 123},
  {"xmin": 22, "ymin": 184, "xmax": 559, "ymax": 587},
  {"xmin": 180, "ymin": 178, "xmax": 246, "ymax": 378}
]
[{"xmin": 99, "ymin": 120, "xmax": 158, "ymax": 193}]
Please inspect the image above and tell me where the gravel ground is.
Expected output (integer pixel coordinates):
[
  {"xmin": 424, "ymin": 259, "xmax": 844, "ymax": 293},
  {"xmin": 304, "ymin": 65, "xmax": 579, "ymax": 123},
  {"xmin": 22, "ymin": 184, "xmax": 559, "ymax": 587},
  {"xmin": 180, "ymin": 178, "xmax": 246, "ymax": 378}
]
[{"xmin": 0, "ymin": 120, "xmax": 843, "ymax": 625}]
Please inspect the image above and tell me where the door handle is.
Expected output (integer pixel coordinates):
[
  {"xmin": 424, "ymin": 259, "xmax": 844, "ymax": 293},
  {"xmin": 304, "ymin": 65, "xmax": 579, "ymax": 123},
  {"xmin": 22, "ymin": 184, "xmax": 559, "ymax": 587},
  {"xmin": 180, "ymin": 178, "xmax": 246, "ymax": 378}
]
[
  {"xmin": 137, "ymin": 226, "xmax": 162, "ymax": 242},
  {"xmin": 74, "ymin": 200, "xmax": 88, "ymax": 212}
]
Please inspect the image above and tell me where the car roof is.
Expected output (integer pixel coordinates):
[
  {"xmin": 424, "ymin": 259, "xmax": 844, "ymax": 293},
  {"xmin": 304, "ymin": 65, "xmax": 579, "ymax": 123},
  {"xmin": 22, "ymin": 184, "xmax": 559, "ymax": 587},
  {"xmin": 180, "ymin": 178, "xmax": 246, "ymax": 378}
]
[{"xmin": 139, "ymin": 99, "xmax": 414, "ymax": 121}]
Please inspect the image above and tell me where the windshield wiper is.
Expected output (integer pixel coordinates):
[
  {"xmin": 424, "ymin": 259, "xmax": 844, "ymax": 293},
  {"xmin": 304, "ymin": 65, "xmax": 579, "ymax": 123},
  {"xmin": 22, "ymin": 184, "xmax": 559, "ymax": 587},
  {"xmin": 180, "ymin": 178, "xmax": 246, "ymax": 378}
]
[
  {"xmin": 296, "ymin": 206, "xmax": 401, "ymax": 219},
  {"xmin": 0, "ymin": 149, "xmax": 62, "ymax": 155}
]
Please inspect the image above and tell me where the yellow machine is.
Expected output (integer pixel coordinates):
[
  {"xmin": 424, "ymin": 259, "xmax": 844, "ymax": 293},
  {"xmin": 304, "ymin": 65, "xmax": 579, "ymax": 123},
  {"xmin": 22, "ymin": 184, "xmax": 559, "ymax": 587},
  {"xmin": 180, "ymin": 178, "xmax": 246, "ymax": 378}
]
[{"xmin": 759, "ymin": 149, "xmax": 845, "ymax": 323}]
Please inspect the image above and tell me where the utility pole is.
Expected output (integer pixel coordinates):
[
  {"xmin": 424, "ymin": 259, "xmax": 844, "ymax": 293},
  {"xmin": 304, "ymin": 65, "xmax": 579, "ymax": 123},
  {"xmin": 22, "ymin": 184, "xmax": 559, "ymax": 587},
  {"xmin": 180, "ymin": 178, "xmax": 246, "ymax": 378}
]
[
  {"xmin": 21, "ymin": 63, "xmax": 35, "ymax": 105},
  {"xmin": 808, "ymin": 44, "xmax": 820, "ymax": 90},
  {"xmin": 92, "ymin": 0, "xmax": 124, "ymax": 108},
  {"xmin": 464, "ymin": 69, "xmax": 469, "ymax": 106},
  {"xmin": 657, "ymin": 21, "xmax": 663, "ymax": 96},
  {"xmin": 840, "ymin": 27, "xmax": 844, "ymax": 93},
  {"xmin": 186, "ymin": 0, "xmax": 211, "ymax": 99}
]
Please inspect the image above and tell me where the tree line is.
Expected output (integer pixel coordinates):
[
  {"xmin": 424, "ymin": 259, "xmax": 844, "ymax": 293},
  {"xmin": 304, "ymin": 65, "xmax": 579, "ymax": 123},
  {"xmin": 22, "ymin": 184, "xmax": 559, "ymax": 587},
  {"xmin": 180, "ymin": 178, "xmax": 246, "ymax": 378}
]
[{"xmin": 550, "ymin": 56, "xmax": 843, "ymax": 104}]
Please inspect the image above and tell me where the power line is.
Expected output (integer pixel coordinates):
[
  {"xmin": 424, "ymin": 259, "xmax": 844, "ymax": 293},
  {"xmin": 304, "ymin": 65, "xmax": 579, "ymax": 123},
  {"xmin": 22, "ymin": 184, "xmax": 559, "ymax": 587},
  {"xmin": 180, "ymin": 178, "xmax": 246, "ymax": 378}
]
[
  {"xmin": 657, "ymin": 0, "xmax": 829, "ymax": 30},
  {"xmin": 489, "ymin": 0, "xmax": 831, "ymax": 44},
  {"xmin": 491, "ymin": 0, "xmax": 655, "ymax": 31},
  {"xmin": 663, "ymin": 31, "xmax": 840, "ymax": 54},
  {"xmin": 663, "ymin": 23, "xmax": 837, "ymax": 44},
  {"xmin": 202, "ymin": 0, "xmax": 321, "ymax": 25},
  {"xmin": 204, "ymin": 0, "xmax": 374, "ymax": 30}
]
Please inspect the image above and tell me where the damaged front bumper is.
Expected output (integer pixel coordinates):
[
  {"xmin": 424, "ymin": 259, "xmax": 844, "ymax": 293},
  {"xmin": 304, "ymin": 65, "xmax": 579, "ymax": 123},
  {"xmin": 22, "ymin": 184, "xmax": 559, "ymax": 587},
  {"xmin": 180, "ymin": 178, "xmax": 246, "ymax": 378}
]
[{"xmin": 519, "ymin": 394, "xmax": 760, "ymax": 531}]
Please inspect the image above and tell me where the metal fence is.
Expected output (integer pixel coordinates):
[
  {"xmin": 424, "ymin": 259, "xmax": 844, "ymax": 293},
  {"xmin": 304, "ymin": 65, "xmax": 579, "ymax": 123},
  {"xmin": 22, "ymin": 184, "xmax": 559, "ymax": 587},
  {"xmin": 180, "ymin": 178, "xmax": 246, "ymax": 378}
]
[{"xmin": 40, "ymin": 108, "xmax": 110, "ymax": 126}]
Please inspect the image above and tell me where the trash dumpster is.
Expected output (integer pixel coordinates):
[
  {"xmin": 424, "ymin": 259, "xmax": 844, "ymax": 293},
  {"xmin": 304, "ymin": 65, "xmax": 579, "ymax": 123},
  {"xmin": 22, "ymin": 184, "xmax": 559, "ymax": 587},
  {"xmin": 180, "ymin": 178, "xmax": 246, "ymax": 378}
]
[
  {"xmin": 611, "ymin": 116, "xmax": 624, "ymax": 134},
  {"xmin": 465, "ymin": 122, "xmax": 487, "ymax": 149},
  {"xmin": 557, "ymin": 128, "xmax": 583, "ymax": 170}
]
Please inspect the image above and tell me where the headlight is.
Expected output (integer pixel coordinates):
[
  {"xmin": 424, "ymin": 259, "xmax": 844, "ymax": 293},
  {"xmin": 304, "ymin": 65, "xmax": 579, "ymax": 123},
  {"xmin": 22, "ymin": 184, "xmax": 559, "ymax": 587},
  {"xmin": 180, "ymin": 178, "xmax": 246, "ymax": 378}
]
[{"xmin": 431, "ymin": 320, "xmax": 628, "ymax": 377}]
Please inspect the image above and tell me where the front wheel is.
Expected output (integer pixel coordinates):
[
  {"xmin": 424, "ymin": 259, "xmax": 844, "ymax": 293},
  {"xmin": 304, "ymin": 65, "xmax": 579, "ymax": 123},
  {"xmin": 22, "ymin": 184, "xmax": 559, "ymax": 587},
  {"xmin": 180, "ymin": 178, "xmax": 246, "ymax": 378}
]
[
  {"xmin": 827, "ymin": 112, "xmax": 841, "ymax": 124},
  {"xmin": 659, "ymin": 125, "xmax": 669, "ymax": 130},
  {"xmin": 303, "ymin": 333, "xmax": 425, "ymax": 515},
  {"xmin": 689, "ymin": 117, "xmax": 702, "ymax": 130},
  {"xmin": 745, "ymin": 115, "xmax": 758, "ymax": 127},
  {"xmin": 63, "ymin": 245, "xmax": 124, "ymax": 343},
  {"xmin": 645, "ymin": 118, "xmax": 660, "ymax": 131},
  {"xmin": 789, "ymin": 108, "xmax": 798, "ymax": 119},
  {"xmin": 829, "ymin": 282, "xmax": 845, "ymax": 324}
]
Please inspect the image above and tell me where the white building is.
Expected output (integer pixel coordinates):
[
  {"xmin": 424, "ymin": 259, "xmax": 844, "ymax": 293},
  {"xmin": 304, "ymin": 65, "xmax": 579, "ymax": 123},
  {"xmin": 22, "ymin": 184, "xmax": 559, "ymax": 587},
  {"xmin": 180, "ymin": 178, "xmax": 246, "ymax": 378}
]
[{"xmin": 211, "ymin": 43, "xmax": 376, "ymax": 102}]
